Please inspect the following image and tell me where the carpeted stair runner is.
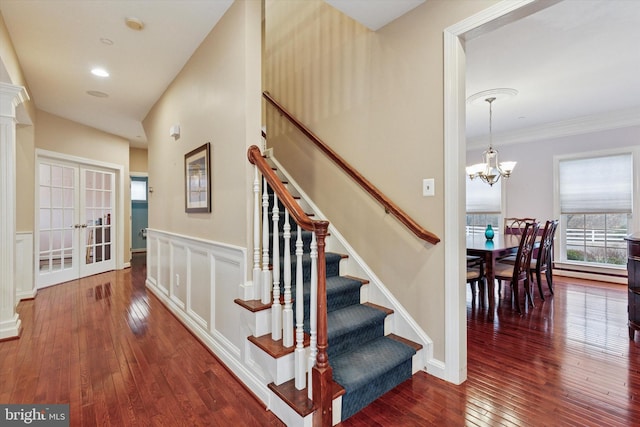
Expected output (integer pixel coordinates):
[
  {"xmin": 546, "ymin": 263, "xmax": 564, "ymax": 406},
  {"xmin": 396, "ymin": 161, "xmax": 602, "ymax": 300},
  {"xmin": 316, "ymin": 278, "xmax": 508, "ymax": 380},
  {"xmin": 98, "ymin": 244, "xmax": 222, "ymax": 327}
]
[{"xmin": 267, "ymin": 185, "xmax": 416, "ymax": 421}]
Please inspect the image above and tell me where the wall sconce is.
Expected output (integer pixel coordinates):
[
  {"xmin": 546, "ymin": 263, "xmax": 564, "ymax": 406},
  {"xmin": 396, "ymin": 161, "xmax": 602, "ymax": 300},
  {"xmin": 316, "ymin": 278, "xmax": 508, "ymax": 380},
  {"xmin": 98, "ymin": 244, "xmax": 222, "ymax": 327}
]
[{"xmin": 169, "ymin": 124, "xmax": 180, "ymax": 140}]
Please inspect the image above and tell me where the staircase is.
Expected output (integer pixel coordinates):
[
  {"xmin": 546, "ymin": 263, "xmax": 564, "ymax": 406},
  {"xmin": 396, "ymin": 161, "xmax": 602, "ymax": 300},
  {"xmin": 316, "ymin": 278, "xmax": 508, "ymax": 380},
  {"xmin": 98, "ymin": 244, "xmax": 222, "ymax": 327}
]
[{"xmin": 238, "ymin": 150, "xmax": 424, "ymax": 425}]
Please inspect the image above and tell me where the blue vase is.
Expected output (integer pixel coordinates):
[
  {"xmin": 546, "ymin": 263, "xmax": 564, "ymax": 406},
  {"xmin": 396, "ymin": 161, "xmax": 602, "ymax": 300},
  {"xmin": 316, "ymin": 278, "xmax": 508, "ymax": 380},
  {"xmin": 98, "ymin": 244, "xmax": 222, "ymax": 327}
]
[{"xmin": 485, "ymin": 224, "xmax": 494, "ymax": 240}]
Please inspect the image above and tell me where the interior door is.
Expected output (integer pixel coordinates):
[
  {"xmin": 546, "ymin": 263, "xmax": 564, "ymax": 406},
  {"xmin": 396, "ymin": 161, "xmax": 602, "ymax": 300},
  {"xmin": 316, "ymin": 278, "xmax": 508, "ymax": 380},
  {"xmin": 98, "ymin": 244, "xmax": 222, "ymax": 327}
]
[
  {"xmin": 37, "ymin": 160, "xmax": 116, "ymax": 288},
  {"xmin": 38, "ymin": 162, "xmax": 78, "ymax": 287},
  {"xmin": 80, "ymin": 168, "xmax": 115, "ymax": 277},
  {"xmin": 130, "ymin": 176, "xmax": 148, "ymax": 252}
]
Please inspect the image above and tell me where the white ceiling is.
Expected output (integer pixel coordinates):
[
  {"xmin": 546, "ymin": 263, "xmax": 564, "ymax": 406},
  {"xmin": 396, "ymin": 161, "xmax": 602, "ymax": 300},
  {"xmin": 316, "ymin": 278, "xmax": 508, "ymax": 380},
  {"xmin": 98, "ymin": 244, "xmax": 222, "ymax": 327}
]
[
  {"xmin": 1, "ymin": 0, "xmax": 639, "ymax": 150},
  {"xmin": 324, "ymin": 0, "xmax": 425, "ymax": 31},
  {"xmin": 0, "ymin": 0, "xmax": 233, "ymax": 147},
  {"xmin": 465, "ymin": 0, "xmax": 640, "ymax": 147}
]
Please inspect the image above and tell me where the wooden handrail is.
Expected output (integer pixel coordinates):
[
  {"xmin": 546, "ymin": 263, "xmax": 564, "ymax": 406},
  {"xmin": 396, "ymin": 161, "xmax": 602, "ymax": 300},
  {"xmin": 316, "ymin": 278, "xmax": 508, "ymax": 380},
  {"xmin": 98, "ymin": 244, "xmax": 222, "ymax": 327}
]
[
  {"xmin": 263, "ymin": 91, "xmax": 440, "ymax": 245},
  {"xmin": 248, "ymin": 144, "xmax": 332, "ymax": 425},
  {"xmin": 248, "ymin": 145, "xmax": 328, "ymax": 234}
]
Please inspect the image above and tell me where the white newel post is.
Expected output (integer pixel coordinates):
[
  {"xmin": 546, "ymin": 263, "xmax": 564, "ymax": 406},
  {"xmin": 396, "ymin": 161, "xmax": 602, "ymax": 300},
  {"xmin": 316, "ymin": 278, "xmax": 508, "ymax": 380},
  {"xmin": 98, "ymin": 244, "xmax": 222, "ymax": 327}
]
[{"xmin": 0, "ymin": 83, "xmax": 27, "ymax": 340}]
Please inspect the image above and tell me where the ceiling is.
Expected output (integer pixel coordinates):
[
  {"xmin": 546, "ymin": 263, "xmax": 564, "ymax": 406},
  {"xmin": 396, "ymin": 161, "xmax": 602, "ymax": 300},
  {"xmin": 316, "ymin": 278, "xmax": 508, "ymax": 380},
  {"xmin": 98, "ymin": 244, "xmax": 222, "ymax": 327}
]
[
  {"xmin": 0, "ymin": 0, "xmax": 234, "ymax": 148},
  {"xmin": 465, "ymin": 0, "xmax": 640, "ymax": 148},
  {"xmin": 1, "ymin": 0, "xmax": 639, "ymax": 149}
]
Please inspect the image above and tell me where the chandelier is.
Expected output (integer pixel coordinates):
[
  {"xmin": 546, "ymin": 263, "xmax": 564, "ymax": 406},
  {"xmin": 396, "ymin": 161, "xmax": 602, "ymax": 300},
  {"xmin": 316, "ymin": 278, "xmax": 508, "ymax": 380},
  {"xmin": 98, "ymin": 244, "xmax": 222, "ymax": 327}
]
[{"xmin": 466, "ymin": 96, "xmax": 516, "ymax": 186}]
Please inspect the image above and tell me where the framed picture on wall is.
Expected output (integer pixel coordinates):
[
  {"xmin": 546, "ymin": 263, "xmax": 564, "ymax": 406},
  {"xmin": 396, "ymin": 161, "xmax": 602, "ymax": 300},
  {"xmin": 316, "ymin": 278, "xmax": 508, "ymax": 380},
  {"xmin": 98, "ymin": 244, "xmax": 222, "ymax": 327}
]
[{"xmin": 184, "ymin": 142, "xmax": 211, "ymax": 213}]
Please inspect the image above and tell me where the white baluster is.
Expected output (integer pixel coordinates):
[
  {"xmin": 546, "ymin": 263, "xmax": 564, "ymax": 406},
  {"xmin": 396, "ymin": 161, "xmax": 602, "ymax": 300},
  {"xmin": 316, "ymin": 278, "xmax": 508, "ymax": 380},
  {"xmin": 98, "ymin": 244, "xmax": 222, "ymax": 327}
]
[
  {"xmin": 261, "ymin": 178, "xmax": 271, "ymax": 304},
  {"xmin": 307, "ymin": 232, "xmax": 318, "ymax": 399},
  {"xmin": 252, "ymin": 167, "xmax": 261, "ymax": 300},
  {"xmin": 294, "ymin": 225, "xmax": 306, "ymax": 389},
  {"xmin": 282, "ymin": 210, "xmax": 293, "ymax": 347},
  {"xmin": 272, "ymin": 194, "xmax": 282, "ymax": 341}
]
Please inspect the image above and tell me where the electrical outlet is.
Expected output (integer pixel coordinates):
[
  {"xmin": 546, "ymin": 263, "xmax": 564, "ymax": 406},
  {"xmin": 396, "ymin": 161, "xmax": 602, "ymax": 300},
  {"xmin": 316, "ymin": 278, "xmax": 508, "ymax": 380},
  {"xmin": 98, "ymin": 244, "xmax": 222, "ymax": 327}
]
[{"xmin": 423, "ymin": 178, "xmax": 435, "ymax": 197}]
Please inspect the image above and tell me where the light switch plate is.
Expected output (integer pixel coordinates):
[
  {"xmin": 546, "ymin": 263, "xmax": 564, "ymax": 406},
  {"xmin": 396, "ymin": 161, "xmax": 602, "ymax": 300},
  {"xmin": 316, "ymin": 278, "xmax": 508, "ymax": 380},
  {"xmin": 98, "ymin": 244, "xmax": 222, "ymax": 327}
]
[{"xmin": 423, "ymin": 178, "xmax": 435, "ymax": 197}]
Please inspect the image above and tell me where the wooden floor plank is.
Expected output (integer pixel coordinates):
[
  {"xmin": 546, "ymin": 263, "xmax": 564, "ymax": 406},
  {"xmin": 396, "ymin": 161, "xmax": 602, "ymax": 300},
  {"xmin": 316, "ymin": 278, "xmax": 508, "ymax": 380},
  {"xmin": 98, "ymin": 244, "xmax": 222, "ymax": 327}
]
[{"xmin": 2, "ymin": 256, "xmax": 640, "ymax": 425}]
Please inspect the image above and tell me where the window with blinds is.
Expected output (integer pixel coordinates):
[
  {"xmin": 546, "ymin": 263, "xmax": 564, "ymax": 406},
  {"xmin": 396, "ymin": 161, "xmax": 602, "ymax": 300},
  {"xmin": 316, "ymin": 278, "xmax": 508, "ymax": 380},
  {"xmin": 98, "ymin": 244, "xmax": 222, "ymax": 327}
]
[
  {"xmin": 558, "ymin": 153, "xmax": 632, "ymax": 266},
  {"xmin": 466, "ymin": 175, "xmax": 501, "ymax": 235}
]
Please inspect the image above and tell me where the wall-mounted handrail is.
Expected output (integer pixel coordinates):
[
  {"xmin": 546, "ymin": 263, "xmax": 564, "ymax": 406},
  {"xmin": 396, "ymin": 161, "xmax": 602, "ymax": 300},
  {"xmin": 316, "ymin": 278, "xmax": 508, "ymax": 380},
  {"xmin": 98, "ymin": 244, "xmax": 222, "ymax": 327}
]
[{"xmin": 263, "ymin": 91, "xmax": 440, "ymax": 245}]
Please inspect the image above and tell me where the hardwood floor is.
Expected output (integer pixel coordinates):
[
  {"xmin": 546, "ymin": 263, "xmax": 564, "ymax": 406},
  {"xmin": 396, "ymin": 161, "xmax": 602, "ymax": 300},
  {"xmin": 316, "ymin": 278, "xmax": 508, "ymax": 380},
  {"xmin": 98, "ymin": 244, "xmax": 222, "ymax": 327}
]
[
  {"xmin": 0, "ymin": 254, "xmax": 285, "ymax": 427},
  {"xmin": 342, "ymin": 277, "xmax": 640, "ymax": 426},
  {"xmin": 2, "ymin": 255, "xmax": 639, "ymax": 426}
]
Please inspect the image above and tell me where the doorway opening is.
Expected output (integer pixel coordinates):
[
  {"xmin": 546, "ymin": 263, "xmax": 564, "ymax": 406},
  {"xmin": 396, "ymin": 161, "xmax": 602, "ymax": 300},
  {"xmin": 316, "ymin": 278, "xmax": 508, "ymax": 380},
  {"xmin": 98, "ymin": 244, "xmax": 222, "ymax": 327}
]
[
  {"xmin": 130, "ymin": 175, "xmax": 148, "ymax": 253},
  {"xmin": 443, "ymin": 0, "xmax": 558, "ymax": 384}
]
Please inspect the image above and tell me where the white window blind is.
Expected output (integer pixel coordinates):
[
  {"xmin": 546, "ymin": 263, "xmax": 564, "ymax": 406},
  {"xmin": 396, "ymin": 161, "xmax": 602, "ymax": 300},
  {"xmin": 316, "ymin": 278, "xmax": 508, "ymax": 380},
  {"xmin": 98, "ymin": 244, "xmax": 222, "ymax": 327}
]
[
  {"xmin": 131, "ymin": 180, "xmax": 147, "ymax": 201},
  {"xmin": 559, "ymin": 153, "xmax": 632, "ymax": 214},
  {"xmin": 466, "ymin": 175, "xmax": 501, "ymax": 213}
]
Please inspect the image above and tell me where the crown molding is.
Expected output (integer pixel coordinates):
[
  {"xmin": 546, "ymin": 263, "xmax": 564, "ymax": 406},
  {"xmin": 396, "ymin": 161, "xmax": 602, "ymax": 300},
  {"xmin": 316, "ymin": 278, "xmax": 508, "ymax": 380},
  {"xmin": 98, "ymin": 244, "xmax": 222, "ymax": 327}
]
[{"xmin": 467, "ymin": 107, "xmax": 640, "ymax": 149}]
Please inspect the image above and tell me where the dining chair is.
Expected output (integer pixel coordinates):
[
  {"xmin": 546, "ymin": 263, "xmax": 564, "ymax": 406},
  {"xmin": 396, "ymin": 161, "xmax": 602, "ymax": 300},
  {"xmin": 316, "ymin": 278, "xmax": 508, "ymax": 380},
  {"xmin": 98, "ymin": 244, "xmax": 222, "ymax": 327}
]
[
  {"xmin": 494, "ymin": 221, "xmax": 540, "ymax": 314},
  {"xmin": 500, "ymin": 219, "xmax": 559, "ymax": 301},
  {"xmin": 466, "ymin": 255, "xmax": 486, "ymax": 307},
  {"xmin": 531, "ymin": 219, "xmax": 559, "ymax": 300},
  {"xmin": 504, "ymin": 217, "xmax": 536, "ymax": 236}
]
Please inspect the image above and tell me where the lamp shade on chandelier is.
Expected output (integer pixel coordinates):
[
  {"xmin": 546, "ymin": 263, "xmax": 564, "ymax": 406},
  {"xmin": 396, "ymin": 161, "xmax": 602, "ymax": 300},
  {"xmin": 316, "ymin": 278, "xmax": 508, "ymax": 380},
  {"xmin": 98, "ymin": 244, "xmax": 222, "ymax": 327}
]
[{"xmin": 466, "ymin": 96, "xmax": 516, "ymax": 186}]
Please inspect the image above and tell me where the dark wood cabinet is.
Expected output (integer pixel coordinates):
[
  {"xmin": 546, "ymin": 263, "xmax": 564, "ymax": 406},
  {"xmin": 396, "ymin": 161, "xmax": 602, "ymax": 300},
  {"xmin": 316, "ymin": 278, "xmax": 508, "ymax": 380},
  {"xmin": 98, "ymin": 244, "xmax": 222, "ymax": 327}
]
[{"xmin": 626, "ymin": 233, "xmax": 640, "ymax": 340}]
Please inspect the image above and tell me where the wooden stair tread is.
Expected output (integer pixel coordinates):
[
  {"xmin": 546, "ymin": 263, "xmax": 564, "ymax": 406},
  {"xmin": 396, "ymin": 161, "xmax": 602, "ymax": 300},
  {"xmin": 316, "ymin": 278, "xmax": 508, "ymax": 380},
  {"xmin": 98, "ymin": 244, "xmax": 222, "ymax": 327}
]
[
  {"xmin": 387, "ymin": 333, "xmax": 423, "ymax": 352},
  {"xmin": 233, "ymin": 298, "xmax": 270, "ymax": 312},
  {"xmin": 268, "ymin": 378, "xmax": 345, "ymax": 418},
  {"xmin": 248, "ymin": 333, "xmax": 310, "ymax": 358},
  {"xmin": 362, "ymin": 301, "xmax": 393, "ymax": 316},
  {"xmin": 343, "ymin": 275, "xmax": 370, "ymax": 285}
]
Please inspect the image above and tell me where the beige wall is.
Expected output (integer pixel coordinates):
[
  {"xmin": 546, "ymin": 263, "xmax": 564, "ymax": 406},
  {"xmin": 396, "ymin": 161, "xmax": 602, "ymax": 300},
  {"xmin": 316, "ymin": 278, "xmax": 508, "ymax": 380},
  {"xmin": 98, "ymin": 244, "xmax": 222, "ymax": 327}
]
[
  {"xmin": 0, "ymin": 12, "xmax": 36, "ymax": 118},
  {"xmin": 264, "ymin": 0, "xmax": 496, "ymax": 361},
  {"xmin": 143, "ymin": 0, "xmax": 261, "ymax": 250},
  {"xmin": 36, "ymin": 110, "xmax": 132, "ymax": 264},
  {"xmin": 16, "ymin": 124, "xmax": 34, "ymax": 232},
  {"xmin": 129, "ymin": 148, "xmax": 148, "ymax": 173},
  {"xmin": 2, "ymin": 11, "xmax": 37, "ymax": 233}
]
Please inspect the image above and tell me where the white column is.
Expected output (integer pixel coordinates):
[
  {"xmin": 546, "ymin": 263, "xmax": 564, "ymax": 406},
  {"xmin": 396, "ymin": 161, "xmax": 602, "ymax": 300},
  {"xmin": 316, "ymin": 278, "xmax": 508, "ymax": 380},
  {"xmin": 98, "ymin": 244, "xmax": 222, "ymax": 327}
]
[{"xmin": 0, "ymin": 82, "xmax": 28, "ymax": 340}]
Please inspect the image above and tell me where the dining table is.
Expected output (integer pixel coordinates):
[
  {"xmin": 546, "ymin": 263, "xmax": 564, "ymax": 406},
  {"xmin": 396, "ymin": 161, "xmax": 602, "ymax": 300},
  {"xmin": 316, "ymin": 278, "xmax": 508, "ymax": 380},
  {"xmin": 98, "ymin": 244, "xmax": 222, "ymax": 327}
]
[{"xmin": 466, "ymin": 232, "xmax": 522, "ymax": 308}]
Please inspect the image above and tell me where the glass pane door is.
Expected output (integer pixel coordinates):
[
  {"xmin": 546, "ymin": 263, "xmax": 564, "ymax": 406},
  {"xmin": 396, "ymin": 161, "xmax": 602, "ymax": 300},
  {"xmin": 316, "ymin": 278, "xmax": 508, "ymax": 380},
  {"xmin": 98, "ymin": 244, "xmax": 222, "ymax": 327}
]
[
  {"xmin": 81, "ymin": 168, "xmax": 115, "ymax": 276},
  {"xmin": 37, "ymin": 159, "xmax": 117, "ymax": 288},
  {"xmin": 38, "ymin": 162, "xmax": 79, "ymax": 287}
]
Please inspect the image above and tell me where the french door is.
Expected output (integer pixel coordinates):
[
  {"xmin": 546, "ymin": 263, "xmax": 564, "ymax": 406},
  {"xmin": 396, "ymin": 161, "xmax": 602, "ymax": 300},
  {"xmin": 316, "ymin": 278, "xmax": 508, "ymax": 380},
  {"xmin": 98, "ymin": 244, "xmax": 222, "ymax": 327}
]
[{"xmin": 37, "ymin": 159, "xmax": 116, "ymax": 288}]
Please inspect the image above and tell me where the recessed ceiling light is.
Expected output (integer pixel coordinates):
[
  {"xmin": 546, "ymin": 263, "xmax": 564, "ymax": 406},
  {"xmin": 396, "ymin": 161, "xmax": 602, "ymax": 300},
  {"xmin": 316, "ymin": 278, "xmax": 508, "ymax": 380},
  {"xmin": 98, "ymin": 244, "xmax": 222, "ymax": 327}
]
[
  {"xmin": 86, "ymin": 90, "xmax": 109, "ymax": 98},
  {"xmin": 91, "ymin": 68, "xmax": 109, "ymax": 77},
  {"xmin": 125, "ymin": 17, "xmax": 144, "ymax": 31},
  {"xmin": 100, "ymin": 38, "xmax": 114, "ymax": 45}
]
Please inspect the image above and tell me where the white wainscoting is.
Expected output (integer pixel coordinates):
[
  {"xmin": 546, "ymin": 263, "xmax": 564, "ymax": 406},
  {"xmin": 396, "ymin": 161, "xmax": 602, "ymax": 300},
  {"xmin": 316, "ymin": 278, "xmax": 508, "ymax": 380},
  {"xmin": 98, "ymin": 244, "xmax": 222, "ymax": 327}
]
[
  {"xmin": 145, "ymin": 229, "xmax": 272, "ymax": 406},
  {"xmin": 16, "ymin": 232, "xmax": 35, "ymax": 301}
]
